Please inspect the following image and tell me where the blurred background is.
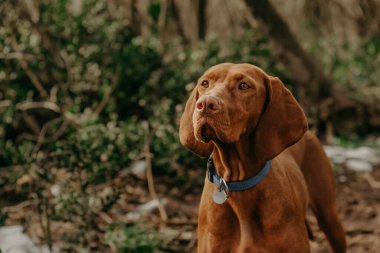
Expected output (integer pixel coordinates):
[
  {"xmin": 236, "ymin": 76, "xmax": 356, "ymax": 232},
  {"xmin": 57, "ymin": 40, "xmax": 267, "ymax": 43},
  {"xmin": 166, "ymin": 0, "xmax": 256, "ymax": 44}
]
[{"xmin": 0, "ymin": 0, "xmax": 379, "ymax": 252}]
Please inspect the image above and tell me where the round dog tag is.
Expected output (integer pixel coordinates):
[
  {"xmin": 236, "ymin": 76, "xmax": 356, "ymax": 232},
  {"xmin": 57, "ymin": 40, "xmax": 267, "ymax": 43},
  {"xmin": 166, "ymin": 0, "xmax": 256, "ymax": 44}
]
[{"xmin": 212, "ymin": 190, "xmax": 227, "ymax": 204}]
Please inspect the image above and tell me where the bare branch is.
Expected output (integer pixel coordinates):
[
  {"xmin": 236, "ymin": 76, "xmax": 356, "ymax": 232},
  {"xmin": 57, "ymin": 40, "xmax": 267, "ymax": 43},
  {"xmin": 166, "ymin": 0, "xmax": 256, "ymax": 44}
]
[
  {"xmin": 15, "ymin": 133, "xmax": 39, "ymax": 143},
  {"xmin": 9, "ymin": 34, "xmax": 49, "ymax": 98},
  {"xmin": 63, "ymin": 111, "xmax": 82, "ymax": 128},
  {"xmin": 172, "ymin": 0, "xmax": 199, "ymax": 45},
  {"xmin": 22, "ymin": 112, "xmax": 41, "ymax": 134},
  {"xmin": 0, "ymin": 100, "xmax": 11, "ymax": 111},
  {"xmin": 17, "ymin": 101, "xmax": 61, "ymax": 113},
  {"xmin": 363, "ymin": 172, "xmax": 380, "ymax": 189},
  {"xmin": 33, "ymin": 122, "xmax": 49, "ymax": 153},
  {"xmin": 2, "ymin": 200, "xmax": 32, "ymax": 213},
  {"xmin": 144, "ymin": 123, "xmax": 168, "ymax": 223},
  {"xmin": 18, "ymin": 1, "xmax": 72, "ymax": 84},
  {"xmin": 158, "ymin": 0, "xmax": 169, "ymax": 33},
  {"xmin": 16, "ymin": 100, "xmax": 82, "ymax": 127},
  {"xmin": 0, "ymin": 52, "xmax": 35, "ymax": 60},
  {"xmin": 49, "ymin": 85, "xmax": 59, "ymax": 103},
  {"xmin": 50, "ymin": 120, "xmax": 69, "ymax": 141},
  {"xmin": 94, "ymin": 68, "xmax": 120, "ymax": 116}
]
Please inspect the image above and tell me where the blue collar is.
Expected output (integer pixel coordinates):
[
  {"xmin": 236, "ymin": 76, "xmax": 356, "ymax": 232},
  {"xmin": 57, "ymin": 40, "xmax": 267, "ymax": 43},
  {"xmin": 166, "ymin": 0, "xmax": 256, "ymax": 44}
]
[{"xmin": 207, "ymin": 155, "xmax": 272, "ymax": 191}]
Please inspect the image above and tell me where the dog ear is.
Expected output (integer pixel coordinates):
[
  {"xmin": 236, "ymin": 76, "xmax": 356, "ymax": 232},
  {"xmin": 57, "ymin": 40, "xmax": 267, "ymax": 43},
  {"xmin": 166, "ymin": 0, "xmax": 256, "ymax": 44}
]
[
  {"xmin": 179, "ymin": 87, "xmax": 213, "ymax": 157},
  {"xmin": 253, "ymin": 76, "xmax": 308, "ymax": 161}
]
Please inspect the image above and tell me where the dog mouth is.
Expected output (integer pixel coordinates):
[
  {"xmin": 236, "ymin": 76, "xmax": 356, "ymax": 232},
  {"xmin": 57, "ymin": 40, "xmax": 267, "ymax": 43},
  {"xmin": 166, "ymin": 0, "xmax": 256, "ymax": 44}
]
[
  {"xmin": 194, "ymin": 118, "xmax": 221, "ymax": 143},
  {"xmin": 201, "ymin": 123, "xmax": 217, "ymax": 142},
  {"xmin": 194, "ymin": 111, "xmax": 231, "ymax": 143}
]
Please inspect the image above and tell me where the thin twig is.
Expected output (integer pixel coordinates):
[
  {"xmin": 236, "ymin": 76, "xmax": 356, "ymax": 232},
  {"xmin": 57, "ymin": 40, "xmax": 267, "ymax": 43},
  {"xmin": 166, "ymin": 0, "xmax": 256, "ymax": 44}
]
[
  {"xmin": 49, "ymin": 85, "xmax": 59, "ymax": 103},
  {"xmin": 98, "ymin": 212, "xmax": 113, "ymax": 224},
  {"xmin": 158, "ymin": 0, "xmax": 169, "ymax": 33},
  {"xmin": 363, "ymin": 172, "xmax": 380, "ymax": 189},
  {"xmin": 0, "ymin": 52, "xmax": 35, "ymax": 60},
  {"xmin": 94, "ymin": 68, "xmax": 120, "ymax": 116},
  {"xmin": 2, "ymin": 200, "xmax": 32, "ymax": 212},
  {"xmin": 17, "ymin": 101, "xmax": 61, "ymax": 113},
  {"xmin": 9, "ymin": 34, "xmax": 48, "ymax": 98},
  {"xmin": 30, "ymin": 192, "xmax": 49, "ymax": 251},
  {"xmin": 49, "ymin": 120, "xmax": 69, "ymax": 141},
  {"xmin": 144, "ymin": 123, "xmax": 168, "ymax": 223},
  {"xmin": 18, "ymin": 1, "xmax": 73, "ymax": 85},
  {"xmin": 15, "ymin": 133, "xmax": 39, "ymax": 143},
  {"xmin": 22, "ymin": 112, "xmax": 41, "ymax": 134},
  {"xmin": 16, "ymin": 100, "xmax": 82, "ymax": 127},
  {"xmin": 43, "ymin": 197, "xmax": 53, "ymax": 252},
  {"xmin": 20, "ymin": 4, "xmax": 65, "ymax": 69},
  {"xmin": 33, "ymin": 122, "xmax": 49, "ymax": 153},
  {"xmin": 0, "ymin": 100, "xmax": 11, "ymax": 110},
  {"xmin": 63, "ymin": 111, "xmax": 82, "ymax": 127}
]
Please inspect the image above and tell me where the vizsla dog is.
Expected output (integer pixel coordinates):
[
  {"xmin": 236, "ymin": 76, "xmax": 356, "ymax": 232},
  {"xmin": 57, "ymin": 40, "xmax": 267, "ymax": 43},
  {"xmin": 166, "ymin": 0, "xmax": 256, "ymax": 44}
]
[{"xmin": 179, "ymin": 63, "xmax": 346, "ymax": 253}]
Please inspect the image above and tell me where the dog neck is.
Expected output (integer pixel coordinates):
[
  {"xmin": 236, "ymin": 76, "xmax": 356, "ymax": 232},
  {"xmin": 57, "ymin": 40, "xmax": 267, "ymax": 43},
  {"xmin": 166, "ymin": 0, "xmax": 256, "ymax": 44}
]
[{"xmin": 211, "ymin": 137, "xmax": 265, "ymax": 182}]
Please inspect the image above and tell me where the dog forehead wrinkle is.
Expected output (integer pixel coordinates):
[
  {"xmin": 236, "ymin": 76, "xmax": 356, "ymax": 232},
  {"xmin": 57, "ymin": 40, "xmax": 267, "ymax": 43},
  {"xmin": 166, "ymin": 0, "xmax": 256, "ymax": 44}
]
[
  {"xmin": 203, "ymin": 66, "xmax": 231, "ymax": 81},
  {"xmin": 228, "ymin": 68, "xmax": 262, "ymax": 85},
  {"xmin": 234, "ymin": 64, "xmax": 266, "ymax": 77},
  {"xmin": 227, "ymin": 72, "xmax": 245, "ymax": 82},
  {"xmin": 203, "ymin": 63, "xmax": 251, "ymax": 83}
]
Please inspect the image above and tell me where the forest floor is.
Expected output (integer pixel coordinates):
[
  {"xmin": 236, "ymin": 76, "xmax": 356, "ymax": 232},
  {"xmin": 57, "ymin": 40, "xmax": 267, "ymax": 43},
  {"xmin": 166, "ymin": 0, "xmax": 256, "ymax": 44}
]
[
  {"xmin": 149, "ymin": 164, "xmax": 380, "ymax": 253},
  {"xmin": 2, "ymin": 156, "xmax": 380, "ymax": 252}
]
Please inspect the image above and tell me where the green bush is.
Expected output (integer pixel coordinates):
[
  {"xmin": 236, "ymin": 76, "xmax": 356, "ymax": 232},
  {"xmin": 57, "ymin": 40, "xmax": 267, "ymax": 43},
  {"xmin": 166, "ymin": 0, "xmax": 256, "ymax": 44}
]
[
  {"xmin": 308, "ymin": 35, "xmax": 380, "ymax": 137},
  {"xmin": 105, "ymin": 224, "xmax": 158, "ymax": 253},
  {"xmin": 0, "ymin": 0, "xmax": 288, "ymax": 251}
]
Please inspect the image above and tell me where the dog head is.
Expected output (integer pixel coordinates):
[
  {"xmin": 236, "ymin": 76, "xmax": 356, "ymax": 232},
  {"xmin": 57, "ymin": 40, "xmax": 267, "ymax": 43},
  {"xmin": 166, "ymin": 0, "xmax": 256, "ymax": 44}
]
[{"xmin": 179, "ymin": 63, "xmax": 307, "ymax": 161}]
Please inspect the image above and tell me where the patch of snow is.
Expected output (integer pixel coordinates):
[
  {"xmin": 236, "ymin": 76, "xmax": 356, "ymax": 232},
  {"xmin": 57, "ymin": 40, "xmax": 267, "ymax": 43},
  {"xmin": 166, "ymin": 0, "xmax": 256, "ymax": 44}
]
[
  {"xmin": 324, "ymin": 145, "xmax": 379, "ymax": 172},
  {"xmin": 0, "ymin": 225, "xmax": 57, "ymax": 253},
  {"xmin": 130, "ymin": 160, "xmax": 147, "ymax": 179},
  {"xmin": 346, "ymin": 159, "xmax": 373, "ymax": 172},
  {"xmin": 344, "ymin": 147, "xmax": 379, "ymax": 164}
]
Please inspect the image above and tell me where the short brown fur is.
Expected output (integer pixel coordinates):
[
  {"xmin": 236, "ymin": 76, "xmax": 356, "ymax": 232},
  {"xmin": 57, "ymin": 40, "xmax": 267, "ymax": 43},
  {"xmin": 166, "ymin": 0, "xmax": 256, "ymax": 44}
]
[{"xmin": 179, "ymin": 63, "xmax": 346, "ymax": 253}]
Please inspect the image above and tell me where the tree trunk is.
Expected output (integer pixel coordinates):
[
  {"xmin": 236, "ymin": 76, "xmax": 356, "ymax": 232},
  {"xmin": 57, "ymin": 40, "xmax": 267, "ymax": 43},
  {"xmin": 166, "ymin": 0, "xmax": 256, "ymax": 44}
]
[
  {"xmin": 172, "ymin": 0, "xmax": 199, "ymax": 45},
  {"xmin": 198, "ymin": 0, "xmax": 207, "ymax": 40},
  {"xmin": 244, "ymin": 0, "xmax": 355, "ymax": 140},
  {"xmin": 130, "ymin": 0, "xmax": 150, "ymax": 36}
]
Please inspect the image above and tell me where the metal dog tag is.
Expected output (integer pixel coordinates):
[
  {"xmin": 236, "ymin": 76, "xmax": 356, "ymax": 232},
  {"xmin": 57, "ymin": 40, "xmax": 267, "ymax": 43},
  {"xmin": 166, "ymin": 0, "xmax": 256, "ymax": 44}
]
[{"xmin": 212, "ymin": 190, "xmax": 227, "ymax": 204}]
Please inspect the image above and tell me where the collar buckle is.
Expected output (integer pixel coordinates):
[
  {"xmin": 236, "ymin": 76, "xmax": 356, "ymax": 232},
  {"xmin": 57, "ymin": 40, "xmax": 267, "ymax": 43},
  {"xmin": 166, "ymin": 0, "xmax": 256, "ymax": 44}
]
[
  {"xmin": 206, "ymin": 155, "xmax": 272, "ymax": 192},
  {"xmin": 219, "ymin": 177, "xmax": 229, "ymax": 197}
]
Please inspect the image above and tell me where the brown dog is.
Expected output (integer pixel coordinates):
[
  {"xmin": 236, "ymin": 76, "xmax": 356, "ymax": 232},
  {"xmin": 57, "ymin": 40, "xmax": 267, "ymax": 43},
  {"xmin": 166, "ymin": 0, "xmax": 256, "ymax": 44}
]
[{"xmin": 179, "ymin": 63, "xmax": 346, "ymax": 253}]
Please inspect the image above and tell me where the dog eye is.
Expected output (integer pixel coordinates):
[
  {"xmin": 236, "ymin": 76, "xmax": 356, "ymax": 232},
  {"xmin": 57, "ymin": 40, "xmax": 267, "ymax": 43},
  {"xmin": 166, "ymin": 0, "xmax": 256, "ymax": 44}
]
[
  {"xmin": 238, "ymin": 82, "xmax": 249, "ymax": 90},
  {"xmin": 201, "ymin": 80, "xmax": 209, "ymax": 88}
]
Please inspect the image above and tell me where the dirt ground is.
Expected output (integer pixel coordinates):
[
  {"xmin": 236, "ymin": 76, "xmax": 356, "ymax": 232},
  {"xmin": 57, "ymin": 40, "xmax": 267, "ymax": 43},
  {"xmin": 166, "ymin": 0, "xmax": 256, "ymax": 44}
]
[
  {"xmin": 151, "ymin": 165, "xmax": 380, "ymax": 253},
  {"xmin": 2, "ymin": 164, "xmax": 379, "ymax": 252}
]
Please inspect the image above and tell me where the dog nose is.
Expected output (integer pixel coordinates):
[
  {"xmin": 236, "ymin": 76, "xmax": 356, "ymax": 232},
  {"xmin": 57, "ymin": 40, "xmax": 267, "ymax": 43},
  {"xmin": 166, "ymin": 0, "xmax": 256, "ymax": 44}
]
[{"xmin": 196, "ymin": 96, "xmax": 220, "ymax": 114}]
